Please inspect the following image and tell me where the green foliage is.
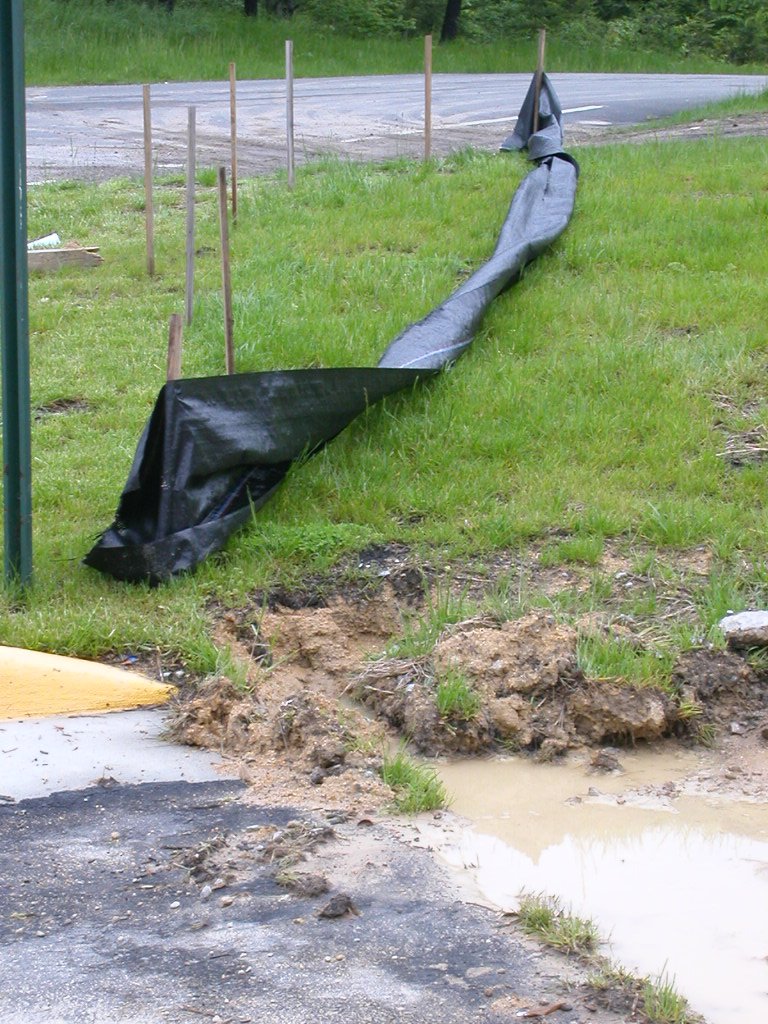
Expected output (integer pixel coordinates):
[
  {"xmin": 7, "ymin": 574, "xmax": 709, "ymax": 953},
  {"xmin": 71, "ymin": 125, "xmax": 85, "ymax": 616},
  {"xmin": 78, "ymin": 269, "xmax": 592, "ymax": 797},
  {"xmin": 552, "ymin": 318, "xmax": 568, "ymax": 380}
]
[
  {"xmin": 23, "ymin": 0, "xmax": 768, "ymax": 79},
  {"xmin": 463, "ymin": 0, "xmax": 595, "ymax": 41},
  {"xmin": 385, "ymin": 586, "xmax": 475, "ymax": 659},
  {"xmin": 301, "ymin": 0, "xmax": 414, "ymax": 37},
  {"xmin": 577, "ymin": 634, "xmax": 675, "ymax": 690},
  {"xmin": 380, "ymin": 749, "xmax": 448, "ymax": 812},
  {"xmin": 517, "ymin": 892, "xmax": 600, "ymax": 955},
  {"xmin": 7, "ymin": 134, "xmax": 768, "ymax": 661},
  {"xmin": 598, "ymin": 0, "xmax": 768, "ymax": 64},
  {"xmin": 643, "ymin": 970, "xmax": 694, "ymax": 1024},
  {"xmin": 435, "ymin": 667, "xmax": 482, "ymax": 721},
  {"xmin": 539, "ymin": 533, "xmax": 605, "ymax": 568}
]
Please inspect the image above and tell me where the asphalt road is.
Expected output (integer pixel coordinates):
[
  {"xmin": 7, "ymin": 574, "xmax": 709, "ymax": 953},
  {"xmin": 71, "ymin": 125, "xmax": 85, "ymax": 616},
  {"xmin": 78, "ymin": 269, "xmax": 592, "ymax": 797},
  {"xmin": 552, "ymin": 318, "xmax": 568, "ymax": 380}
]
[
  {"xmin": 27, "ymin": 71, "xmax": 768, "ymax": 182},
  {"xmin": 0, "ymin": 780, "xmax": 553, "ymax": 1024}
]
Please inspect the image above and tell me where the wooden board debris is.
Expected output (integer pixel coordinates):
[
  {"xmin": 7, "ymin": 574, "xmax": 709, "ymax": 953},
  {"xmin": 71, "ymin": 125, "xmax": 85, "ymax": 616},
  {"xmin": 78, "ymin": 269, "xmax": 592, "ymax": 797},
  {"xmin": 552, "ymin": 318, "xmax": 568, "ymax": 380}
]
[{"xmin": 27, "ymin": 244, "xmax": 102, "ymax": 272}]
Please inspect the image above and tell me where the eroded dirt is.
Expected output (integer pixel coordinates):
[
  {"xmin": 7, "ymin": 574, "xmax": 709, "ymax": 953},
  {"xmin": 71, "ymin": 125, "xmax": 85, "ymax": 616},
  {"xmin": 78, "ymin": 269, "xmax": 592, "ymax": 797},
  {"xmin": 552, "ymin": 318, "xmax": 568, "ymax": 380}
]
[{"xmin": 168, "ymin": 544, "xmax": 768, "ymax": 817}]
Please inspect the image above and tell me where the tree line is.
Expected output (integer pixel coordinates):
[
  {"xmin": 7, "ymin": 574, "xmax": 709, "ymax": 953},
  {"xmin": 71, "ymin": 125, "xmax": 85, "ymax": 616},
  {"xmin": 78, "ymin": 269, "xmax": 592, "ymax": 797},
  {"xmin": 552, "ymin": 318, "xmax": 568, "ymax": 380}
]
[{"xmin": 144, "ymin": 1, "xmax": 768, "ymax": 64}]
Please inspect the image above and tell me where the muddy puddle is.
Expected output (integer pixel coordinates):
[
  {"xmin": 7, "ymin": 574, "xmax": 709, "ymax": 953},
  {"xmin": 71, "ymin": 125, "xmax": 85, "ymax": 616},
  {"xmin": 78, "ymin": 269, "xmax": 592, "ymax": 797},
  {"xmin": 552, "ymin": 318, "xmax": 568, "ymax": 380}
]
[{"xmin": 417, "ymin": 749, "xmax": 768, "ymax": 1024}]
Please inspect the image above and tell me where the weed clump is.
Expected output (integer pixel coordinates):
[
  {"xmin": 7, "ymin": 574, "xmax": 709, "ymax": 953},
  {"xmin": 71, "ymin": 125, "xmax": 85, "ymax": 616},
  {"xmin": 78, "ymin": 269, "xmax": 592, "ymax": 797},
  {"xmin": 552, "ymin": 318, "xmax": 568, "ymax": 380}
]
[
  {"xmin": 435, "ymin": 667, "xmax": 482, "ymax": 722},
  {"xmin": 643, "ymin": 971, "xmax": 696, "ymax": 1024},
  {"xmin": 380, "ymin": 749, "xmax": 448, "ymax": 813},
  {"xmin": 517, "ymin": 892, "xmax": 600, "ymax": 956}
]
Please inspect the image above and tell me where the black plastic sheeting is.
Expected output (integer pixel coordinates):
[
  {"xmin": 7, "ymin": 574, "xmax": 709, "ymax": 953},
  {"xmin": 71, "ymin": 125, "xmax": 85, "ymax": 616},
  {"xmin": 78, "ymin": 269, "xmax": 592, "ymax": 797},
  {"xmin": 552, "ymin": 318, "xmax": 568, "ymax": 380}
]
[{"xmin": 85, "ymin": 76, "xmax": 578, "ymax": 584}]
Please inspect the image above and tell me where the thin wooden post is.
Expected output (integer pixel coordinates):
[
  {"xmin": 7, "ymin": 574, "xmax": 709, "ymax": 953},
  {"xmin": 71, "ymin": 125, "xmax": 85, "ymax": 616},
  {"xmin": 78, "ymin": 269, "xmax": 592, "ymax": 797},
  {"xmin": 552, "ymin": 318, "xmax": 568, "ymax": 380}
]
[
  {"xmin": 166, "ymin": 313, "xmax": 183, "ymax": 381},
  {"xmin": 217, "ymin": 166, "xmax": 235, "ymax": 375},
  {"xmin": 185, "ymin": 105, "xmax": 196, "ymax": 326},
  {"xmin": 229, "ymin": 61, "xmax": 238, "ymax": 221},
  {"xmin": 285, "ymin": 39, "xmax": 295, "ymax": 188},
  {"xmin": 424, "ymin": 34, "xmax": 433, "ymax": 161},
  {"xmin": 532, "ymin": 28, "xmax": 546, "ymax": 135},
  {"xmin": 142, "ymin": 84, "xmax": 155, "ymax": 276}
]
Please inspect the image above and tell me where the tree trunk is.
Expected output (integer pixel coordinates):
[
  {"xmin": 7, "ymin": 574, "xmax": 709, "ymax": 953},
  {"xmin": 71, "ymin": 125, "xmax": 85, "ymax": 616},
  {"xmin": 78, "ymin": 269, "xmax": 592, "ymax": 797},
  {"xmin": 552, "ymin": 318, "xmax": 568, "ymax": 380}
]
[
  {"xmin": 244, "ymin": 0, "xmax": 258, "ymax": 15},
  {"xmin": 440, "ymin": 0, "xmax": 462, "ymax": 42}
]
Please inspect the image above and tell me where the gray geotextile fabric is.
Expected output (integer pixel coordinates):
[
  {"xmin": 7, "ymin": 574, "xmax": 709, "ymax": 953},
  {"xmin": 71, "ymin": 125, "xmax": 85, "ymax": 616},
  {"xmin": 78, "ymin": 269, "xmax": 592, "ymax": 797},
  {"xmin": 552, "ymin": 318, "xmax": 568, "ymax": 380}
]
[
  {"xmin": 500, "ymin": 72, "xmax": 564, "ymax": 161},
  {"xmin": 85, "ymin": 75, "xmax": 578, "ymax": 583}
]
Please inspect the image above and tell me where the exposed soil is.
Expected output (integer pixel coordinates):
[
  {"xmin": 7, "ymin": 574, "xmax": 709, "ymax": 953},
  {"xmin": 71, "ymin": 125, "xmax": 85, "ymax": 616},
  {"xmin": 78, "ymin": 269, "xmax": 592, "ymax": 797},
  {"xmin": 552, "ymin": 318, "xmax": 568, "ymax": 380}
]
[{"xmin": 168, "ymin": 543, "xmax": 768, "ymax": 815}]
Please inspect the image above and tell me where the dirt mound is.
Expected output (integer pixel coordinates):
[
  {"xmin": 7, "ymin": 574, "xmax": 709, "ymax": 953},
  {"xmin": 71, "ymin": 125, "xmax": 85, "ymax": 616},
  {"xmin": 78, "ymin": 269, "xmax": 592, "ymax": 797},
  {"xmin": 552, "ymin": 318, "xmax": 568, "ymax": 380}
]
[
  {"xmin": 169, "ymin": 576, "xmax": 768, "ymax": 805},
  {"xmin": 357, "ymin": 612, "xmax": 676, "ymax": 758},
  {"xmin": 673, "ymin": 647, "xmax": 768, "ymax": 733}
]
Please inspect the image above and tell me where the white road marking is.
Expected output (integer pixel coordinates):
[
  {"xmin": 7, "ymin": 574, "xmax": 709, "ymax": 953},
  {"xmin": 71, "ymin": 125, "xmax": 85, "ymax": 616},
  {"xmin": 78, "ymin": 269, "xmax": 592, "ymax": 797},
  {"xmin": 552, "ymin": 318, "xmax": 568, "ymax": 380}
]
[{"xmin": 341, "ymin": 104, "xmax": 608, "ymax": 141}]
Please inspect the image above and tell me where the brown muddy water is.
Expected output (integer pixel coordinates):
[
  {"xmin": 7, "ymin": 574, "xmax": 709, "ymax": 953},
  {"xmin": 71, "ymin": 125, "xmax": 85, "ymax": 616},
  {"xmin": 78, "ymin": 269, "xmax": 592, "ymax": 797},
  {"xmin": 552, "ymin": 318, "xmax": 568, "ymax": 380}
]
[{"xmin": 423, "ymin": 749, "xmax": 768, "ymax": 1024}]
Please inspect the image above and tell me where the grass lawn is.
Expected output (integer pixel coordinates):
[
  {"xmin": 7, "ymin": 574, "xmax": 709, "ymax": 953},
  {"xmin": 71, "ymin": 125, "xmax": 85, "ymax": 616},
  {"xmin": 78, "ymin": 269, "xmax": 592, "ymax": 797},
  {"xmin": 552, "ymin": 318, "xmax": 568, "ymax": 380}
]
[
  {"xmin": 25, "ymin": 0, "xmax": 767, "ymax": 85},
  {"xmin": 3, "ymin": 132, "xmax": 768, "ymax": 672}
]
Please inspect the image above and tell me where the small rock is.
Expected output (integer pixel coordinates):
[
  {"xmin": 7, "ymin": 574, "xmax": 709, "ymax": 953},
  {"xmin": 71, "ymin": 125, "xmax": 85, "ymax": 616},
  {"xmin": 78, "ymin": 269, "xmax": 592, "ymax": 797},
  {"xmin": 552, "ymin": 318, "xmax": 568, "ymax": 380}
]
[
  {"xmin": 311, "ymin": 742, "xmax": 347, "ymax": 770},
  {"xmin": 317, "ymin": 893, "xmax": 359, "ymax": 919},
  {"xmin": 730, "ymin": 721, "xmax": 745, "ymax": 735},
  {"xmin": 465, "ymin": 966, "xmax": 494, "ymax": 979},
  {"xmin": 220, "ymin": 895, "xmax": 235, "ymax": 907},
  {"xmin": 589, "ymin": 749, "xmax": 624, "ymax": 774},
  {"xmin": 759, "ymin": 721, "xmax": 768, "ymax": 743},
  {"xmin": 169, "ymin": 901, "xmax": 180, "ymax": 910},
  {"xmin": 719, "ymin": 610, "xmax": 768, "ymax": 648},
  {"xmin": 309, "ymin": 767, "xmax": 326, "ymax": 786},
  {"xmin": 200, "ymin": 885, "xmax": 212, "ymax": 902},
  {"xmin": 279, "ymin": 872, "xmax": 329, "ymax": 898}
]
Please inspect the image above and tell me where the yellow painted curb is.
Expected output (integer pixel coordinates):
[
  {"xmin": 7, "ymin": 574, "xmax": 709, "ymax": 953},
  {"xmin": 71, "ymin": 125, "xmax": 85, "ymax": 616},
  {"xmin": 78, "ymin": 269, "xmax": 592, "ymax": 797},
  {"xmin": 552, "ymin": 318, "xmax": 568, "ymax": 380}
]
[{"xmin": 0, "ymin": 646, "xmax": 173, "ymax": 719}]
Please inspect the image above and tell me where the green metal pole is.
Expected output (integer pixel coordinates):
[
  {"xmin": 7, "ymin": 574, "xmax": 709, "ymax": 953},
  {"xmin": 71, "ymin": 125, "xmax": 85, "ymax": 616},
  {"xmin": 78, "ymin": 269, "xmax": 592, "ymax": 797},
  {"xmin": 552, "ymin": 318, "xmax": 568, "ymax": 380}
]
[{"xmin": 0, "ymin": 0, "xmax": 33, "ymax": 586}]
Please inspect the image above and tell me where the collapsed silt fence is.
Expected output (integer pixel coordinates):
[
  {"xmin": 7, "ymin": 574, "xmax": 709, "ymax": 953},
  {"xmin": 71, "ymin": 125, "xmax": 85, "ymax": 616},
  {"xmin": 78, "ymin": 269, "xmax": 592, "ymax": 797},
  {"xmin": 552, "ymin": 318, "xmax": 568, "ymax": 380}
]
[{"xmin": 85, "ymin": 74, "xmax": 578, "ymax": 584}]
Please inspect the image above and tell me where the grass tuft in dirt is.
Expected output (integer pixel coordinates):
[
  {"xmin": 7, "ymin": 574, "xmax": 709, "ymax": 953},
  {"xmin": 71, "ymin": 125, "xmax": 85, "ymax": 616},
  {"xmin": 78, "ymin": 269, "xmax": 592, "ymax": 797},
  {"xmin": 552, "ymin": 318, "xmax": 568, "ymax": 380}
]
[
  {"xmin": 577, "ymin": 634, "xmax": 675, "ymax": 691},
  {"xmin": 435, "ymin": 667, "xmax": 482, "ymax": 722},
  {"xmin": 383, "ymin": 585, "xmax": 476, "ymax": 660},
  {"xmin": 516, "ymin": 892, "xmax": 600, "ymax": 956},
  {"xmin": 643, "ymin": 970, "xmax": 699, "ymax": 1024},
  {"xmin": 380, "ymin": 748, "xmax": 448, "ymax": 813}
]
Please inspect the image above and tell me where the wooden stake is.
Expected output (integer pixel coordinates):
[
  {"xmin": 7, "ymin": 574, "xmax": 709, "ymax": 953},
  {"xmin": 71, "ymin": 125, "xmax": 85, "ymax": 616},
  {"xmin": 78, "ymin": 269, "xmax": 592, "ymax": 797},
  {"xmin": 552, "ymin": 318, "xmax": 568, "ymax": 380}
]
[
  {"xmin": 217, "ymin": 166, "xmax": 235, "ymax": 375},
  {"xmin": 424, "ymin": 34, "xmax": 433, "ymax": 161},
  {"xmin": 142, "ymin": 84, "xmax": 155, "ymax": 276},
  {"xmin": 532, "ymin": 28, "xmax": 547, "ymax": 135},
  {"xmin": 286, "ymin": 39, "xmax": 295, "ymax": 188},
  {"xmin": 229, "ymin": 62, "xmax": 238, "ymax": 221},
  {"xmin": 166, "ymin": 313, "xmax": 183, "ymax": 381},
  {"xmin": 185, "ymin": 105, "xmax": 196, "ymax": 326}
]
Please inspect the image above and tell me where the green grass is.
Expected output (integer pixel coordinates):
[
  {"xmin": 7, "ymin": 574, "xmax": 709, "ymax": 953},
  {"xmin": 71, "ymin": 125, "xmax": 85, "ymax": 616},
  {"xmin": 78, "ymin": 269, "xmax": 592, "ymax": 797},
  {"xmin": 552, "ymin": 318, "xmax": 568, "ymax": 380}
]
[
  {"xmin": 24, "ymin": 0, "xmax": 766, "ymax": 85},
  {"xmin": 3, "ymin": 134, "xmax": 768, "ymax": 664},
  {"xmin": 380, "ymin": 749, "xmax": 448, "ymax": 812},
  {"xmin": 643, "ymin": 971, "xmax": 696, "ymax": 1024},
  {"xmin": 435, "ymin": 667, "xmax": 482, "ymax": 721},
  {"xmin": 383, "ymin": 584, "xmax": 475, "ymax": 659},
  {"xmin": 539, "ymin": 533, "xmax": 605, "ymax": 567},
  {"xmin": 517, "ymin": 892, "xmax": 600, "ymax": 955},
  {"xmin": 577, "ymin": 635, "xmax": 675, "ymax": 690}
]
